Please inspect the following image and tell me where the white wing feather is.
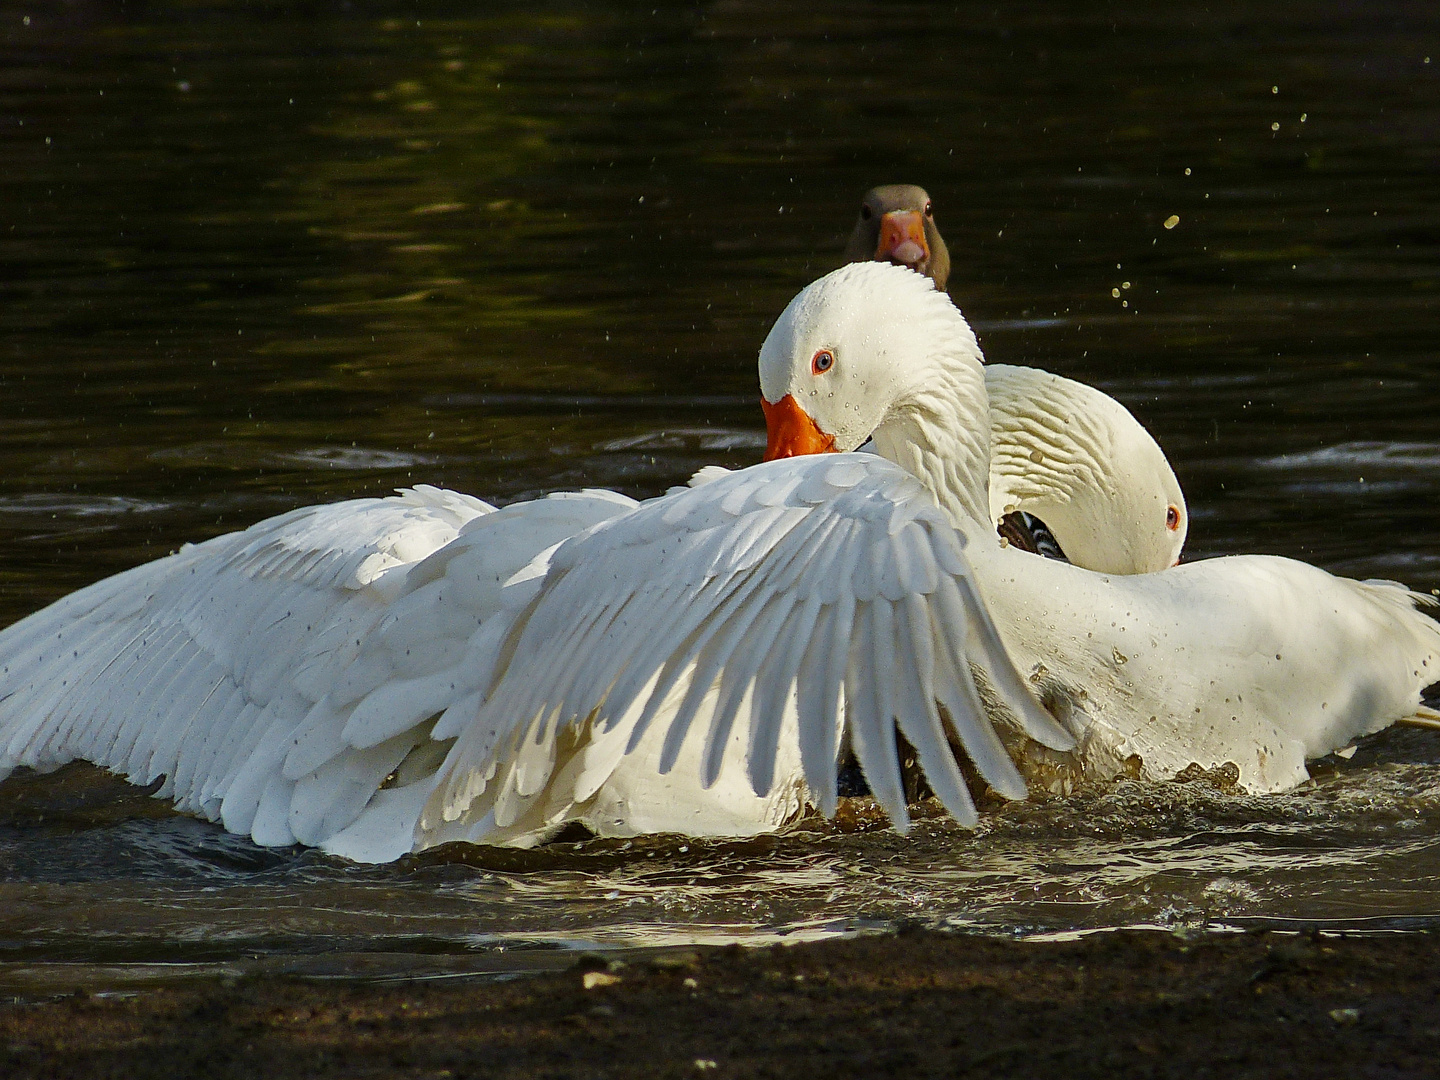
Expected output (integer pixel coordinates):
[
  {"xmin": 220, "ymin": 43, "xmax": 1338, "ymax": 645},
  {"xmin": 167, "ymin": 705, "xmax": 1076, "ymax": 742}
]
[
  {"xmin": 0, "ymin": 458, "xmax": 1067, "ymax": 856},
  {"xmin": 421, "ymin": 454, "xmax": 1065, "ymax": 840},
  {"xmin": 0, "ymin": 485, "xmax": 636, "ymax": 861}
]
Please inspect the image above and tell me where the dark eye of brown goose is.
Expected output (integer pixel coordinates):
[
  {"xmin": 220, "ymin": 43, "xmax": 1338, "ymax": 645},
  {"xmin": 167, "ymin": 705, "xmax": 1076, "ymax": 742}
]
[
  {"xmin": 924, "ymin": 201, "xmax": 933, "ymax": 217},
  {"xmin": 860, "ymin": 204, "xmax": 873, "ymax": 220}
]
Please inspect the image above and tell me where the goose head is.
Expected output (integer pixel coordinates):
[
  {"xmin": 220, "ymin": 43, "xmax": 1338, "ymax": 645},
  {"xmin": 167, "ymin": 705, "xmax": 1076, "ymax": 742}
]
[
  {"xmin": 759, "ymin": 262, "xmax": 992, "ymax": 527},
  {"xmin": 986, "ymin": 365, "xmax": 1188, "ymax": 573},
  {"xmin": 843, "ymin": 184, "xmax": 951, "ymax": 291}
]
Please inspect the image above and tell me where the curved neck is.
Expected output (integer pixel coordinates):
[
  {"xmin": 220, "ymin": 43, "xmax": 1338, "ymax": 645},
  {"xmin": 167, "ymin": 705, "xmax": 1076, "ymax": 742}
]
[{"xmin": 869, "ymin": 358, "xmax": 992, "ymax": 529}]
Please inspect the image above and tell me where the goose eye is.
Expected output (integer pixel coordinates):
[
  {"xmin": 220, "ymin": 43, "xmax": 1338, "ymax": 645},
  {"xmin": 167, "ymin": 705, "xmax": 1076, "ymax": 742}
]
[
  {"xmin": 811, "ymin": 349, "xmax": 835, "ymax": 375},
  {"xmin": 924, "ymin": 201, "xmax": 933, "ymax": 217},
  {"xmin": 1166, "ymin": 505, "xmax": 1181, "ymax": 531},
  {"xmin": 859, "ymin": 204, "xmax": 873, "ymax": 220}
]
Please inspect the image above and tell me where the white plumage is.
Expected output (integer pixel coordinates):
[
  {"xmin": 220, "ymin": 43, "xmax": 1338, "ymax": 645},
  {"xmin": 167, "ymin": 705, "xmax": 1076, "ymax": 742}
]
[
  {"xmin": 0, "ymin": 294, "xmax": 1187, "ymax": 859},
  {"xmin": 0, "ymin": 485, "xmax": 638, "ymax": 858},
  {"xmin": 9, "ymin": 262, "xmax": 1411, "ymax": 860},
  {"xmin": 757, "ymin": 262, "xmax": 1440, "ymax": 799},
  {"xmin": 985, "ymin": 364, "xmax": 1186, "ymax": 574},
  {"xmin": 0, "ymin": 457, "xmax": 1062, "ymax": 860},
  {"xmin": 416, "ymin": 454, "xmax": 1068, "ymax": 849}
]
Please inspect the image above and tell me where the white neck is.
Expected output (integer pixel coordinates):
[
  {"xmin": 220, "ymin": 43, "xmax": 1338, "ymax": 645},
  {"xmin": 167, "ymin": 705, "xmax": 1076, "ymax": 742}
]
[{"xmin": 869, "ymin": 352, "xmax": 992, "ymax": 529}]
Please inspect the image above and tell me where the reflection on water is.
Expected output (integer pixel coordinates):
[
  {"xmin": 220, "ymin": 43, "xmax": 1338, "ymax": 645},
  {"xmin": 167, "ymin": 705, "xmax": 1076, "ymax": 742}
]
[
  {"xmin": 1, "ymin": 0, "xmax": 1439, "ymax": 990},
  {"xmin": 4, "ymin": 729, "xmax": 1440, "ymax": 992}
]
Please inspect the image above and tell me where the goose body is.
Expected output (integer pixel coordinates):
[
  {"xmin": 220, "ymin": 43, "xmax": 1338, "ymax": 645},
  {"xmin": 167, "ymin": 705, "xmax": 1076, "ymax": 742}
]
[
  {"xmin": 969, "ymin": 541, "xmax": 1438, "ymax": 792},
  {"xmin": 406, "ymin": 363, "xmax": 1190, "ymax": 848}
]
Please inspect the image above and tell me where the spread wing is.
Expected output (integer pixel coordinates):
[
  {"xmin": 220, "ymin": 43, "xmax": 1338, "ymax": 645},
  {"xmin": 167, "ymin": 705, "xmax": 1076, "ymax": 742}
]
[
  {"xmin": 421, "ymin": 454, "xmax": 1071, "ymax": 842},
  {"xmin": 0, "ymin": 484, "xmax": 636, "ymax": 862}
]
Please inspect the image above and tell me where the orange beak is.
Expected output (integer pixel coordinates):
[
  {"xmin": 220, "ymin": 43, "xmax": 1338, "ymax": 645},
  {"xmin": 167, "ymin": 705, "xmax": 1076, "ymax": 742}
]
[
  {"xmin": 762, "ymin": 395, "xmax": 837, "ymax": 460},
  {"xmin": 875, "ymin": 210, "xmax": 930, "ymax": 270}
]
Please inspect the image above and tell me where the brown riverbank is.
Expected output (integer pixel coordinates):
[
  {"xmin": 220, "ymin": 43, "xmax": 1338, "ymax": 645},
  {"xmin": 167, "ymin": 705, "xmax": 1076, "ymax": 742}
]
[{"xmin": 3, "ymin": 928, "xmax": 1437, "ymax": 1079}]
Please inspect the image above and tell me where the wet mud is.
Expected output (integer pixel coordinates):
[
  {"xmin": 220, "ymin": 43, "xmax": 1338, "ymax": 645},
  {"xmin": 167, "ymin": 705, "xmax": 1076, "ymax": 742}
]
[{"xmin": 3, "ymin": 928, "xmax": 1437, "ymax": 1079}]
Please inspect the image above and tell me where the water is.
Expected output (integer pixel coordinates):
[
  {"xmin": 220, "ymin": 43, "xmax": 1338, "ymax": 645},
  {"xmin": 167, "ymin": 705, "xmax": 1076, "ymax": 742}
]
[{"xmin": 1, "ymin": 0, "xmax": 1439, "ymax": 993}]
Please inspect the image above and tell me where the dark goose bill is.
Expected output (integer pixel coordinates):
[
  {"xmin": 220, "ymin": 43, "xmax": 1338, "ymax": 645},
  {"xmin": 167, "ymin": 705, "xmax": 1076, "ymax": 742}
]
[{"xmin": 997, "ymin": 510, "xmax": 1069, "ymax": 563}]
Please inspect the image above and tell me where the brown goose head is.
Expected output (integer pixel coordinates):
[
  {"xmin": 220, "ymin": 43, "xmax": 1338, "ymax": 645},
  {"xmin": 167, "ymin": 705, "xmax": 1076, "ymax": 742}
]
[{"xmin": 842, "ymin": 184, "xmax": 951, "ymax": 292}]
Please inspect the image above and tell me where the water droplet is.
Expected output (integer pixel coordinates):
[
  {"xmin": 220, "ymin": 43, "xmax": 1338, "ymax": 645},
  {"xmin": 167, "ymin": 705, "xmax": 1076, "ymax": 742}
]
[
  {"xmin": 1164, "ymin": 214, "xmax": 1180, "ymax": 229},
  {"xmin": 1270, "ymin": 121, "xmax": 1280, "ymax": 131}
]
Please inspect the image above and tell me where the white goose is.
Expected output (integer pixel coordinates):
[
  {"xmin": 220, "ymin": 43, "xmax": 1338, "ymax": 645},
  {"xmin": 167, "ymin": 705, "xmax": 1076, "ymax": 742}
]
[
  {"xmin": 0, "ymin": 292, "xmax": 1189, "ymax": 860},
  {"xmin": 423, "ymin": 262, "xmax": 1440, "ymax": 846}
]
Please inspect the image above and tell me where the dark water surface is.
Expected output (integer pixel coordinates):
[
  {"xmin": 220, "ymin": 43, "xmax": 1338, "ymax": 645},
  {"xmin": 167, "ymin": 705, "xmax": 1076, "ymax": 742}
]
[{"xmin": 1, "ymin": 1, "xmax": 1439, "ymax": 992}]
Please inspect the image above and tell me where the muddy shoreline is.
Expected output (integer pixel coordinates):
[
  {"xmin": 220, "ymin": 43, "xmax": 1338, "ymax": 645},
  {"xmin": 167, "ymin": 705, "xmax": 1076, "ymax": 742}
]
[{"xmin": 4, "ymin": 928, "xmax": 1437, "ymax": 1078}]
